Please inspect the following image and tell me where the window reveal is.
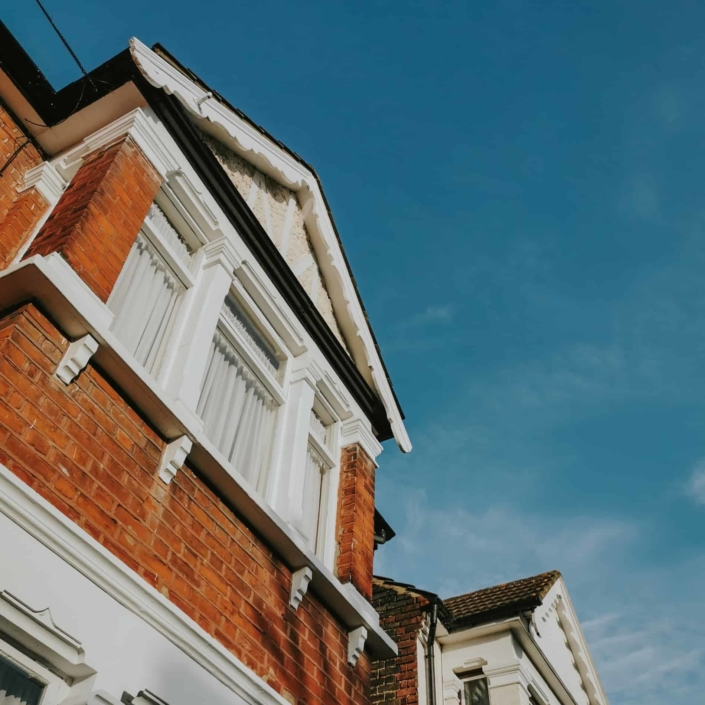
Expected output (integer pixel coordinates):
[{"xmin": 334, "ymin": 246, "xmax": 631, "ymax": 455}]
[{"xmin": 0, "ymin": 655, "xmax": 43, "ymax": 705}]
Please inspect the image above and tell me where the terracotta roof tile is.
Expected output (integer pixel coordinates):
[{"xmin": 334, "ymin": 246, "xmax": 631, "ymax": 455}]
[{"xmin": 444, "ymin": 570, "xmax": 561, "ymax": 626}]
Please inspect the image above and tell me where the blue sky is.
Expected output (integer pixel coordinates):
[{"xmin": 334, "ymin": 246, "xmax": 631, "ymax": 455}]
[{"xmin": 4, "ymin": 1, "xmax": 705, "ymax": 703}]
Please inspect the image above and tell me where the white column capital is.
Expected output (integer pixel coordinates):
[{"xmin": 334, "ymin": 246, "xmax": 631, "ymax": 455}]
[
  {"xmin": 21, "ymin": 162, "xmax": 67, "ymax": 204},
  {"xmin": 201, "ymin": 237, "xmax": 242, "ymax": 274},
  {"xmin": 340, "ymin": 418, "xmax": 382, "ymax": 464}
]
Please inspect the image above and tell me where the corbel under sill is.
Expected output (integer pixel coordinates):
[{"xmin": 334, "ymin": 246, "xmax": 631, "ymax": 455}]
[{"xmin": 0, "ymin": 254, "xmax": 396, "ymax": 659}]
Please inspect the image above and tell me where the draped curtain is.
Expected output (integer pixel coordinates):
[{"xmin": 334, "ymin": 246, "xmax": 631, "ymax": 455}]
[
  {"xmin": 0, "ymin": 657, "xmax": 43, "ymax": 705},
  {"xmin": 301, "ymin": 444, "xmax": 326, "ymax": 552},
  {"xmin": 197, "ymin": 328, "xmax": 277, "ymax": 488},
  {"xmin": 108, "ymin": 233, "xmax": 185, "ymax": 376}
]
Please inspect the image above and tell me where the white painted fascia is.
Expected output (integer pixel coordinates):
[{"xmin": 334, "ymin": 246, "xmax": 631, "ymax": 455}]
[
  {"xmin": 128, "ymin": 38, "xmax": 411, "ymax": 453},
  {"xmin": 539, "ymin": 580, "xmax": 609, "ymax": 705},
  {"xmin": 0, "ymin": 254, "xmax": 396, "ymax": 660}
]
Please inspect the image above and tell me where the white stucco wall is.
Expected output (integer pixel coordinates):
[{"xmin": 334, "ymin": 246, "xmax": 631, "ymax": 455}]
[
  {"xmin": 0, "ymin": 511, "xmax": 254, "ymax": 705},
  {"xmin": 202, "ymin": 134, "xmax": 350, "ymax": 353}
]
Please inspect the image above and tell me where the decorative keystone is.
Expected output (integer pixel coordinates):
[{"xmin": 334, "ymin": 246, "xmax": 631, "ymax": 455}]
[
  {"xmin": 56, "ymin": 335, "xmax": 98, "ymax": 384},
  {"xmin": 158, "ymin": 436, "xmax": 193, "ymax": 485},
  {"xmin": 289, "ymin": 566, "xmax": 313, "ymax": 611},
  {"xmin": 347, "ymin": 625, "xmax": 367, "ymax": 667}
]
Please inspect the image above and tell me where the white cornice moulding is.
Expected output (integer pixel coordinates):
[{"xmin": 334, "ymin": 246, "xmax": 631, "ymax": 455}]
[
  {"xmin": 129, "ymin": 38, "xmax": 411, "ymax": 454},
  {"xmin": 0, "ymin": 464, "xmax": 290, "ymax": 705},
  {"xmin": 56, "ymin": 108, "xmax": 179, "ymax": 179},
  {"xmin": 0, "ymin": 590, "xmax": 93, "ymax": 679},
  {"xmin": 56, "ymin": 335, "xmax": 99, "ymax": 385},
  {"xmin": 21, "ymin": 162, "xmax": 67, "ymax": 204},
  {"xmin": 309, "ymin": 362, "xmax": 353, "ymax": 421},
  {"xmin": 289, "ymin": 567, "xmax": 312, "ymax": 611},
  {"xmin": 347, "ymin": 626, "xmax": 367, "ymax": 667},
  {"xmin": 340, "ymin": 418, "xmax": 383, "ymax": 463},
  {"xmin": 158, "ymin": 436, "xmax": 192, "ymax": 485}
]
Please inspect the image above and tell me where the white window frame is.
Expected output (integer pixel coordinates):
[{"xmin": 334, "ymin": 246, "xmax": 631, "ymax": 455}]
[
  {"xmin": 0, "ymin": 591, "xmax": 96, "ymax": 705},
  {"xmin": 0, "ymin": 638, "xmax": 66, "ymax": 705},
  {"xmin": 462, "ymin": 673, "xmax": 491, "ymax": 705}
]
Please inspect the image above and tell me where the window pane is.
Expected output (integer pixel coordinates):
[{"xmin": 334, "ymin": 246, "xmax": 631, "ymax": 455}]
[
  {"xmin": 0, "ymin": 655, "xmax": 43, "ymax": 705},
  {"xmin": 464, "ymin": 678, "xmax": 490, "ymax": 705}
]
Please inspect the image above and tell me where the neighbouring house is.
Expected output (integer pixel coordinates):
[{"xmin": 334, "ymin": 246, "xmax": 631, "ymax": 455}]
[
  {"xmin": 372, "ymin": 571, "xmax": 609, "ymax": 705},
  {"xmin": 0, "ymin": 21, "xmax": 411, "ymax": 705}
]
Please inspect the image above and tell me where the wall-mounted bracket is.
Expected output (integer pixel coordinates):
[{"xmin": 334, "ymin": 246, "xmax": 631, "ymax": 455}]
[
  {"xmin": 56, "ymin": 335, "xmax": 98, "ymax": 384},
  {"xmin": 289, "ymin": 566, "xmax": 313, "ymax": 611},
  {"xmin": 348, "ymin": 625, "xmax": 367, "ymax": 667},
  {"xmin": 158, "ymin": 436, "xmax": 193, "ymax": 485}
]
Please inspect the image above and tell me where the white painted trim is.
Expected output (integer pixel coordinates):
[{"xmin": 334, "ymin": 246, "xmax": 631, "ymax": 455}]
[
  {"xmin": 129, "ymin": 38, "xmax": 411, "ymax": 453},
  {"xmin": 21, "ymin": 162, "xmax": 67, "ymax": 203},
  {"xmin": 340, "ymin": 418, "xmax": 383, "ymax": 464},
  {"xmin": 347, "ymin": 626, "xmax": 367, "ymax": 667},
  {"xmin": 158, "ymin": 435, "xmax": 192, "ymax": 485},
  {"xmin": 289, "ymin": 567, "xmax": 312, "ymax": 611},
  {"xmin": 0, "ymin": 463, "xmax": 289, "ymax": 705},
  {"xmin": 55, "ymin": 334, "xmax": 99, "ymax": 385}
]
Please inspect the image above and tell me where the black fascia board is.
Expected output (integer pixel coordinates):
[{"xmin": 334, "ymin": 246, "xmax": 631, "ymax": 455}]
[
  {"xmin": 0, "ymin": 20, "xmax": 394, "ymax": 440},
  {"xmin": 141, "ymin": 85, "xmax": 392, "ymax": 440},
  {"xmin": 0, "ymin": 21, "xmax": 136, "ymax": 126}
]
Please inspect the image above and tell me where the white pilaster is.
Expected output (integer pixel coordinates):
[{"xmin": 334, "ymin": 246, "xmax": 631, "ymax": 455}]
[
  {"xmin": 163, "ymin": 238, "xmax": 240, "ymax": 410},
  {"xmin": 267, "ymin": 364, "xmax": 315, "ymax": 530}
]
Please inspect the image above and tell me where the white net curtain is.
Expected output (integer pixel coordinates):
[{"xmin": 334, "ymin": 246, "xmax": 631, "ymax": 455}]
[{"xmin": 0, "ymin": 657, "xmax": 43, "ymax": 705}]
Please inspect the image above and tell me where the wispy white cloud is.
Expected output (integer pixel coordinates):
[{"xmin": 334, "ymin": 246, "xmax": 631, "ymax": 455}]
[
  {"xmin": 684, "ymin": 459, "xmax": 705, "ymax": 506},
  {"xmin": 397, "ymin": 304, "xmax": 453, "ymax": 329}
]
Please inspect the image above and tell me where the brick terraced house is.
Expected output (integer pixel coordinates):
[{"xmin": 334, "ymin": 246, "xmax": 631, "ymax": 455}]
[
  {"xmin": 371, "ymin": 571, "xmax": 609, "ymax": 705},
  {"xmin": 0, "ymin": 22, "xmax": 412, "ymax": 705}
]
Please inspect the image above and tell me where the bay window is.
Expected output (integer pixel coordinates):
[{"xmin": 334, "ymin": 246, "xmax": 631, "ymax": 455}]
[{"xmin": 108, "ymin": 199, "xmax": 199, "ymax": 377}]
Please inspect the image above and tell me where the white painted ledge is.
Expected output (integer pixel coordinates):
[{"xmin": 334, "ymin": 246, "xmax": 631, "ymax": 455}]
[{"xmin": 0, "ymin": 255, "xmax": 396, "ymax": 659}]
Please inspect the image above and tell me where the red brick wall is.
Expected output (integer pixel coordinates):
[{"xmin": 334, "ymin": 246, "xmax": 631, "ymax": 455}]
[
  {"xmin": 26, "ymin": 136, "xmax": 161, "ymax": 302},
  {"xmin": 0, "ymin": 104, "xmax": 47, "ymax": 267},
  {"xmin": 336, "ymin": 444, "xmax": 377, "ymax": 601},
  {"xmin": 0, "ymin": 303, "xmax": 371, "ymax": 705},
  {"xmin": 371, "ymin": 581, "xmax": 428, "ymax": 705}
]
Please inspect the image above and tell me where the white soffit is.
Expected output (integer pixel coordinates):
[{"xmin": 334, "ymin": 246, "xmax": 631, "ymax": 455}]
[{"xmin": 129, "ymin": 38, "xmax": 411, "ymax": 453}]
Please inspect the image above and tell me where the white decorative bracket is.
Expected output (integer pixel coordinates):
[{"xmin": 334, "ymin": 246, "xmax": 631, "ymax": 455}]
[
  {"xmin": 347, "ymin": 625, "xmax": 367, "ymax": 667},
  {"xmin": 56, "ymin": 335, "xmax": 98, "ymax": 384},
  {"xmin": 158, "ymin": 436, "xmax": 193, "ymax": 485},
  {"xmin": 289, "ymin": 566, "xmax": 313, "ymax": 611}
]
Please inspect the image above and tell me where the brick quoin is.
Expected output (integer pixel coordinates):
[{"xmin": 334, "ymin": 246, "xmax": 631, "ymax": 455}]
[
  {"xmin": 371, "ymin": 581, "xmax": 429, "ymax": 705},
  {"xmin": 0, "ymin": 104, "xmax": 47, "ymax": 266},
  {"xmin": 336, "ymin": 444, "xmax": 376, "ymax": 601},
  {"xmin": 25, "ymin": 136, "xmax": 161, "ymax": 302},
  {"xmin": 0, "ymin": 303, "xmax": 371, "ymax": 705}
]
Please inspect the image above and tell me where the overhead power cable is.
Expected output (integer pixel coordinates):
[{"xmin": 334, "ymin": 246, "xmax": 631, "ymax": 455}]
[{"xmin": 33, "ymin": 0, "xmax": 88, "ymax": 77}]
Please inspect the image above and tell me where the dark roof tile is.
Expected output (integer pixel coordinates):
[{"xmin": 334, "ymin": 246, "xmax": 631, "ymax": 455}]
[{"xmin": 444, "ymin": 570, "xmax": 561, "ymax": 626}]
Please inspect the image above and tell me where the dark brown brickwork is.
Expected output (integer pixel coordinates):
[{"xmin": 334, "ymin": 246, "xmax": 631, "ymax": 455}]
[
  {"xmin": 0, "ymin": 303, "xmax": 372, "ymax": 705},
  {"xmin": 371, "ymin": 580, "xmax": 429, "ymax": 705},
  {"xmin": 26, "ymin": 136, "xmax": 161, "ymax": 302},
  {"xmin": 0, "ymin": 104, "xmax": 46, "ymax": 267},
  {"xmin": 336, "ymin": 444, "xmax": 377, "ymax": 601}
]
